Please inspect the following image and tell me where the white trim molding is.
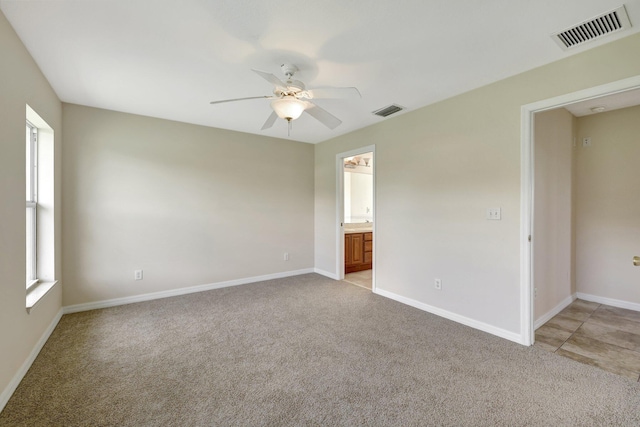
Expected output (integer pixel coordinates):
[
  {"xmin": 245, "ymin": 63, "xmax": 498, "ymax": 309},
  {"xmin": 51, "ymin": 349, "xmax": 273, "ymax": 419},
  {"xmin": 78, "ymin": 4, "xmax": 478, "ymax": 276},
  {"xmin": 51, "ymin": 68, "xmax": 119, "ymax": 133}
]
[
  {"xmin": 534, "ymin": 294, "xmax": 576, "ymax": 330},
  {"xmin": 0, "ymin": 308, "xmax": 63, "ymax": 413},
  {"xmin": 520, "ymin": 102, "xmax": 535, "ymax": 346},
  {"xmin": 314, "ymin": 268, "xmax": 339, "ymax": 280},
  {"xmin": 26, "ymin": 280, "xmax": 59, "ymax": 313},
  {"xmin": 63, "ymin": 268, "xmax": 315, "ymax": 314},
  {"xmin": 520, "ymin": 74, "xmax": 640, "ymax": 346},
  {"xmin": 374, "ymin": 288, "xmax": 522, "ymax": 345},
  {"xmin": 576, "ymin": 292, "xmax": 640, "ymax": 312}
]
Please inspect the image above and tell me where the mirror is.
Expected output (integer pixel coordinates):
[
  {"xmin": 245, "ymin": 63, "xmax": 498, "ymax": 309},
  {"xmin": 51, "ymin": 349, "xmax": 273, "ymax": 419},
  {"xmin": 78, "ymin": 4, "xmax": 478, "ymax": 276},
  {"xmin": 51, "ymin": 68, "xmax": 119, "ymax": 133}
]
[{"xmin": 344, "ymin": 152, "xmax": 373, "ymax": 224}]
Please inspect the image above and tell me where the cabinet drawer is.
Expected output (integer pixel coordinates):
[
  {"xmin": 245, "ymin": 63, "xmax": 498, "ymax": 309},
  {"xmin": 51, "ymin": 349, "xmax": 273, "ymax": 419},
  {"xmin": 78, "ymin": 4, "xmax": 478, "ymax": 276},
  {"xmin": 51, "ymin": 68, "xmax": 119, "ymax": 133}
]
[
  {"xmin": 364, "ymin": 241, "xmax": 373, "ymax": 252},
  {"xmin": 364, "ymin": 251, "xmax": 372, "ymax": 263},
  {"xmin": 364, "ymin": 232, "xmax": 372, "ymax": 241}
]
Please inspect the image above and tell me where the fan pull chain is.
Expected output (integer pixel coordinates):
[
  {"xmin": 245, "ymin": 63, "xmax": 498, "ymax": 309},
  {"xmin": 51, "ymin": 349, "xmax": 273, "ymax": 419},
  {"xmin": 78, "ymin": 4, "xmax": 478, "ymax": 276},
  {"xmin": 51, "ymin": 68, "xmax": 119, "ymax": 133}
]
[{"xmin": 287, "ymin": 119, "xmax": 292, "ymax": 137}]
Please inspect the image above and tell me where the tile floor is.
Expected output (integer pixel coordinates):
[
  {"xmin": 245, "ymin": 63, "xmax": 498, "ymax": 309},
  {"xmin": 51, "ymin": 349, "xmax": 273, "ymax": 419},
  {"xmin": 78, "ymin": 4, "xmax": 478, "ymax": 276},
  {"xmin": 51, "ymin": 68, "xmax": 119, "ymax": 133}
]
[
  {"xmin": 535, "ymin": 299, "xmax": 640, "ymax": 381},
  {"xmin": 343, "ymin": 269, "xmax": 372, "ymax": 290}
]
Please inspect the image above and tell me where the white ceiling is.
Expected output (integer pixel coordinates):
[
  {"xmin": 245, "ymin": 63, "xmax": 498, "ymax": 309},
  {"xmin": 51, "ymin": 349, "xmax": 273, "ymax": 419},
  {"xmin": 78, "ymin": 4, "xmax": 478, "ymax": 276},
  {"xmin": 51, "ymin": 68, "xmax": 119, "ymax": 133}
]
[
  {"xmin": 2, "ymin": 1, "xmax": 639, "ymax": 143},
  {"xmin": 564, "ymin": 87, "xmax": 640, "ymax": 116}
]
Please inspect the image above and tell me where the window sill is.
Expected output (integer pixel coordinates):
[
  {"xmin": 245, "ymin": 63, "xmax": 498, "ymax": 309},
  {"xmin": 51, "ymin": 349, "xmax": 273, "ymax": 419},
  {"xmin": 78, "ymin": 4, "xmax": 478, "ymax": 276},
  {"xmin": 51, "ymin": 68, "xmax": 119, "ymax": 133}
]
[{"xmin": 26, "ymin": 280, "xmax": 58, "ymax": 313}]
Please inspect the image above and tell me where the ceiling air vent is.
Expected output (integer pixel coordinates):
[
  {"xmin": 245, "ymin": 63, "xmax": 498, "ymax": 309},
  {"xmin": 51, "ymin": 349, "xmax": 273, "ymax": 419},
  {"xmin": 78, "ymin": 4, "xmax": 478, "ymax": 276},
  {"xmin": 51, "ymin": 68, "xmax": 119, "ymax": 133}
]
[
  {"xmin": 372, "ymin": 104, "xmax": 404, "ymax": 118},
  {"xmin": 552, "ymin": 6, "xmax": 632, "ymax": 50}
]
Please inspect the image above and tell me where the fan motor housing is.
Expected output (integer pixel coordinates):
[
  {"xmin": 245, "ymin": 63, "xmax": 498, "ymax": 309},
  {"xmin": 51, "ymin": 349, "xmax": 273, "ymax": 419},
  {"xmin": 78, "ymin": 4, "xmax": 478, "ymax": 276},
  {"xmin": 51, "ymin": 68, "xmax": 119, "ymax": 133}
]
[{"xmin": 287, "ymin": 79, "xmax": 305, "ymax": 92}]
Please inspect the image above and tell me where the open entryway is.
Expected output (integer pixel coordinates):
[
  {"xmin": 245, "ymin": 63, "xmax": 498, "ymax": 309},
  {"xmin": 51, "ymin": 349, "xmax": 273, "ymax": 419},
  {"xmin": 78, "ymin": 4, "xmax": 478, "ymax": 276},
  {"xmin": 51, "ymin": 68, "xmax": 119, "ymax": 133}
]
[
  {"xmin": 521, "ymin": 75, "xmax": 640, "ymax": 378},
  {"xmin": 336, "ymin": 145, "xmax": 375, "ymax": 291}
]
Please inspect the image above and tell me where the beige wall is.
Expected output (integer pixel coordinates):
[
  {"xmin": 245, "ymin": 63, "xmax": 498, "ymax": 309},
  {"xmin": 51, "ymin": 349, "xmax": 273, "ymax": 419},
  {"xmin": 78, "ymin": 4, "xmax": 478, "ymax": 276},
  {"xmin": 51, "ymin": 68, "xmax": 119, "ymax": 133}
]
[
  {"xmin": 2, "ymin": 6, "xmax": 640, "ymax": 407},
  {"xmin": 315, "ymin": 33, "xmax": 640, "ymax": 335},
  {"xmin": 0, "ymin": 11, "xmax": 62, "ymax": 402},
  {"xmin": 574, "ymin": 105, "xmax": 640, "ymax": 304},
  {"xmin": 62, "ymin": 104, "xmax": 314, "ymax": 306},
  {"xmin": 533, "ymin": 109, "xmax": 575, "ymax": 321}
]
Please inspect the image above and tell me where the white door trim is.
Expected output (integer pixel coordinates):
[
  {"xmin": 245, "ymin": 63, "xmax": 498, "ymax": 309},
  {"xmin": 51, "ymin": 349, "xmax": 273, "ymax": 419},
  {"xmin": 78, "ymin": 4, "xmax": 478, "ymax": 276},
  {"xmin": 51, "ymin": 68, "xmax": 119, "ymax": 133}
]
[
  {"xmin": 520, "ymin": 74, "xmax": 640, "ymax": 346},
  {"xmin": 336, "ymin": 145, "xmax": 376, "ymax": 290}
]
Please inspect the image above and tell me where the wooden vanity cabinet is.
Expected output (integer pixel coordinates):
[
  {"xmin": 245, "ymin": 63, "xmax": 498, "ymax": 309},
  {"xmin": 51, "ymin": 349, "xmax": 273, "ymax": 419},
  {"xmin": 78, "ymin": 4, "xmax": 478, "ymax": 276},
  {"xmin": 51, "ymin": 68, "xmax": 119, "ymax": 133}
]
[
  {"xmin": 345, "ymin": 232, "xmax": 373, "ymax": 273},
  {"xmin": 364, "ymin": 232, "xmax": 373, "ymax": 264}
]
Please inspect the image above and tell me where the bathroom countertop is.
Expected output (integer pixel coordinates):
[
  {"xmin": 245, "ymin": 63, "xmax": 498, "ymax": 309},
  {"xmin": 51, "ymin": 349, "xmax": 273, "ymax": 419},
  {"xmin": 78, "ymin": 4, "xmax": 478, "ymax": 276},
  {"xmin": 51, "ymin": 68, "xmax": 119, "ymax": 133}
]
[{"xmin": 344, "ymin": 226, "xmax": 373, "ymax": 234}]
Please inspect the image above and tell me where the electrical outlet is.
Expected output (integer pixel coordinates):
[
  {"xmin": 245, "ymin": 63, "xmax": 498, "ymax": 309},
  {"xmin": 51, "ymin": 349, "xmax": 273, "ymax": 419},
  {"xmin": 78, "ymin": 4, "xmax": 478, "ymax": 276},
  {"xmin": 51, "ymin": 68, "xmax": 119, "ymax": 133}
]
[
  {"xmin": 582, "ymin": 137, "xmax": 592, "ymax": 147},
  {"xmin": 284, "ymin": 252, "xmax": 289, "ymax": 261},
  {"xmin": 487, "ymin": 208, "xmax": 501, "ymax": 220},
  {"xmin": 134, "ymin": 270, "xmax": 143, "ymax": 280},
  {"xmin": 434, "ymin": 278, "xmax": 442, "ymax": 290}
]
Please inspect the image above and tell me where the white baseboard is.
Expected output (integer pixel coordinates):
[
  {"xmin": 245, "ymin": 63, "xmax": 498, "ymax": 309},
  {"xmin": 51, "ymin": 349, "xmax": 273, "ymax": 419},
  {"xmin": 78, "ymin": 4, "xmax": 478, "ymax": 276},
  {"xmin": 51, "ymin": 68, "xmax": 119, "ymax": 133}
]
[
  {"xmin": 0, "ymin": 308, "xmax": 63, "ymax": 413},
  {"xmin": 63, "ymin": 268, "xmax": 315, "ymax": 314},
  {"xmin": 576, "ymin": 292, "xmax": 640, "ymax": 312},
  {"xmin": 534, "ymin": 294, "xmax": 576, "ymax": 330},
  {"xmin": 314, "ymin": 268, "xmax": 339, "ymax": 280},
  {"xmin": 373, "ymin": 288, "xmax": 523, "ymax": 345}
]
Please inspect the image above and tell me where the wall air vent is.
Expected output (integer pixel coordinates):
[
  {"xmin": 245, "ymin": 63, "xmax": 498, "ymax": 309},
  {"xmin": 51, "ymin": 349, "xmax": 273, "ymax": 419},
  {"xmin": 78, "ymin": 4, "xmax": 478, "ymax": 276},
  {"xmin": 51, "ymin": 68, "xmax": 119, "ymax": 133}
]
[
  {"xmin": 372, "ymin": 104, "xmax": 404, "ymax": 118},
  {"xmin": 552, "ymin": 6, "xmax": 632, "ymax": 50}
]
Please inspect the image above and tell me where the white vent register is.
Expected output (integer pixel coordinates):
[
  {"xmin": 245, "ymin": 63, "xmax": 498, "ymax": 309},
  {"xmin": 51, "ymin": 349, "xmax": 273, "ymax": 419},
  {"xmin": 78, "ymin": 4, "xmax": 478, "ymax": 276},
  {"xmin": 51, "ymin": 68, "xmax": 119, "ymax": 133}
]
[
  {"xmin": 552, "ymin": 5, "xmax": 632, "ymax": 50},
  {"xmin": 372, "ymin": 104, "xmax": 404, "ymax": 118}
]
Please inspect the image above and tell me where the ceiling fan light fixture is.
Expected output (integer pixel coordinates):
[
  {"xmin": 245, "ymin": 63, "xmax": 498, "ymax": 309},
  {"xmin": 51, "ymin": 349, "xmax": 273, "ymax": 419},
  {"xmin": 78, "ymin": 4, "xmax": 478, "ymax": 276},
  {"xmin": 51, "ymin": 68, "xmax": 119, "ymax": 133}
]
[{"xmin": 271, "ymin": 96, "xmax": 305, "ymax": 121}]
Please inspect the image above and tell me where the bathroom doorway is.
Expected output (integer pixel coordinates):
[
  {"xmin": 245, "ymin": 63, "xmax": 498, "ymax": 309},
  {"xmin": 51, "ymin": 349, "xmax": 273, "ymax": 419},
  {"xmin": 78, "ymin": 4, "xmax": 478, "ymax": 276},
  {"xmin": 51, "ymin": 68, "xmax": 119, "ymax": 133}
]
[{"xmin": 336, "ymin": 145, "xmax": 375, "ymax": 291}]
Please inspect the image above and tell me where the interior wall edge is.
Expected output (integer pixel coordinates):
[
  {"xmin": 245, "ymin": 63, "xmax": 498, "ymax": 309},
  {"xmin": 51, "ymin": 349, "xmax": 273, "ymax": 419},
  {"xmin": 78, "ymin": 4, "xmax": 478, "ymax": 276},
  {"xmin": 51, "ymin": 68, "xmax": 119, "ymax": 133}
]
[
  {"xmin": 313, "ymin": 268, "xmax": 339, "ymax": 280},
  {"xmin": 534, "ymin": 293, "xmax": 576, "ymax": 330}
]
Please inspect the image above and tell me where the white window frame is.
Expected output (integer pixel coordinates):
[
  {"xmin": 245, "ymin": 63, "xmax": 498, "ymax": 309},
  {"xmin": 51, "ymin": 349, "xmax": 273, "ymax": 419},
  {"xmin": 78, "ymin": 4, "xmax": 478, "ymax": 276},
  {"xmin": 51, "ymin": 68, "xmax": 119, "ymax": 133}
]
[
  {"xmin": 26, "ymin": 121, "xmax": 38, "ymax": 291},
  {"xmin": 25, "ymin": 105, "xmax": 58, "ymax": 312}
]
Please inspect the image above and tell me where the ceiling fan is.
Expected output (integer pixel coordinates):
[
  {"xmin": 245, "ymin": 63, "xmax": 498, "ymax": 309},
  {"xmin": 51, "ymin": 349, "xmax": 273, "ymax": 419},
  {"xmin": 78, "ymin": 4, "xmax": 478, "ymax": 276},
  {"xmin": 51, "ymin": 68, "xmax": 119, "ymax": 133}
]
[{"xmin": 210, "ymin": 64, "xmax": 361, "ymax": 134}]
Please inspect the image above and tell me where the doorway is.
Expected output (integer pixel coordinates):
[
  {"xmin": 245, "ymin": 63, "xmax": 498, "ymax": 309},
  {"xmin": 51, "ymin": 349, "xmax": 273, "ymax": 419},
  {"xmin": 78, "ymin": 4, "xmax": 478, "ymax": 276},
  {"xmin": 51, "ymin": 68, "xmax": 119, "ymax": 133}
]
[
  {"xmin": 336, "ymin": 145, "xmax": 375, "ymax": 291},
  {"xmin": 521, "ymin": 75, "xmax": 640, "ymax": 346},
  {"xmin": 529, "ymin": 93, "xmax": 640, "ymax": 378}
]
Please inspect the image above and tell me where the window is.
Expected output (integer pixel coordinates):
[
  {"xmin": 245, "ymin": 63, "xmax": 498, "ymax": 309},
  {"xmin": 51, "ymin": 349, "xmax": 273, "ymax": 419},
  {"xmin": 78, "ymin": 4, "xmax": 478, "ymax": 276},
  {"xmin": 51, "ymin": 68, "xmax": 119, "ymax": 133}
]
[
  {"xmin": 25, "ymin": 105, "xmax": 57, "ymax": 311},
  {"xmin": 26, "ymin": 121, "xmax": 38, "ymax": 290}
]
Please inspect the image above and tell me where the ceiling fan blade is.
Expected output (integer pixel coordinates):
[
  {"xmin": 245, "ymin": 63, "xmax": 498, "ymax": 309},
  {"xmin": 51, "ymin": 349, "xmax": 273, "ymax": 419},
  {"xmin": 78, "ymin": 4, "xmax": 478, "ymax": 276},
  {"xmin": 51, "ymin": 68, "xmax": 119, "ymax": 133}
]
[
  {"xmin": 261, "ymin": 111, "xmax": 278, "ymax": 130},
  {"xmin": 305, "ymin": 87, "xmax": 361, "ymax": 99},
  {"xmin": 303, "ymin": 101, "xmax": 342, "ymax": 130},
  {"xmin": 252, "ymin": 69, "xmax": 288, "ymax": 89},
  {"xmin": 210, "ymin": 95, "xmax": 271, "ymax": 105}
]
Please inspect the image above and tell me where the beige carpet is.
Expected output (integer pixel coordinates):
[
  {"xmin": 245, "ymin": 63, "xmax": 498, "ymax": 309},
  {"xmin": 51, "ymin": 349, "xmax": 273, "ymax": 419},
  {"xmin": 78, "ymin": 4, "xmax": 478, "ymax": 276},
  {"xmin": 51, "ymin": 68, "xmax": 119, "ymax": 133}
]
[{"xmin": 1, "ymin": 274, "xmax": 639, "ymax": 426}]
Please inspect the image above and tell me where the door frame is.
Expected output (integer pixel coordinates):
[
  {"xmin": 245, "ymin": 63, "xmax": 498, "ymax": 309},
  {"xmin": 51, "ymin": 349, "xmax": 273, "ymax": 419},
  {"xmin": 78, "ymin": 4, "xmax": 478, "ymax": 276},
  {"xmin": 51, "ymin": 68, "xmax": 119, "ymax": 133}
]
[
  {"xmin": 520, "ymin": 75, "xmax": 640, "ymax": 346},
  {"xmin": 336, "ymin": 145, "xmax": 376, "ymax": 290}
]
